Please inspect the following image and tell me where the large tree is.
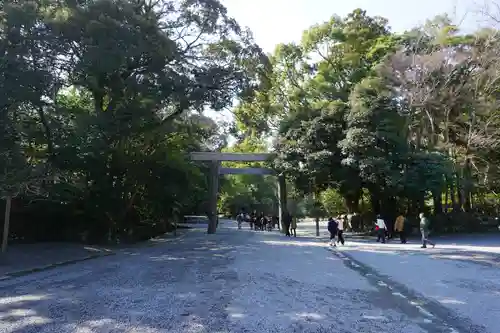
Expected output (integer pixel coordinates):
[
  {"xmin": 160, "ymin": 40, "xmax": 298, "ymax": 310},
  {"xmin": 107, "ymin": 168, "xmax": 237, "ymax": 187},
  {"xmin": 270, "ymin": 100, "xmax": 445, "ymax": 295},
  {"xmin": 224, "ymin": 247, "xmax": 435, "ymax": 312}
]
[
  {"xmin": 0, "ymin": 0, "xmax": 266, "ymax": 243},
  {"xmin": 236, "ymin": 9, "xmax": 500, "ymax": 232}
]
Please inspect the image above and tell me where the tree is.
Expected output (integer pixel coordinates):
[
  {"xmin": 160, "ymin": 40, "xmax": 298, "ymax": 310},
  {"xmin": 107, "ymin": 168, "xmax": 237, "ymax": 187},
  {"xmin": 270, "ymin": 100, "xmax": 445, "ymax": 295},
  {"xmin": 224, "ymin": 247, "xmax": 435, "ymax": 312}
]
[
  {"xmin": 237, "ymin": 8, "xmax": 500, "ymax": 232},
  {"xmin": 0, "ymin": 0, "xmax": 267, "ymax": 243},
  {"xmin": 320, "ymin": 188, "xmax": 344, "ymax": 216},
  {"xmin": 272, "ymin": 9, "xmax": 399, "ymax": 213}
]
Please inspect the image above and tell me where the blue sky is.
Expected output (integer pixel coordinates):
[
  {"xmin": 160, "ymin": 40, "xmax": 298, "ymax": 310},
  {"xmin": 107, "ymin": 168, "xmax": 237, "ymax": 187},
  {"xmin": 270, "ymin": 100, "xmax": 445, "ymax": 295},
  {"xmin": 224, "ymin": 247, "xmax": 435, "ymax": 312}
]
[{"xmin": 207, "ymin": 0, "xmax": 485, "ymax": 124}]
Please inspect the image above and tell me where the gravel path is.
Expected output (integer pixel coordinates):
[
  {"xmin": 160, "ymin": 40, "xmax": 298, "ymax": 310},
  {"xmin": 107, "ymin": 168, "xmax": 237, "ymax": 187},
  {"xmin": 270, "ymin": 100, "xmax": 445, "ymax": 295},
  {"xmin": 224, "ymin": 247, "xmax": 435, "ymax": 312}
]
[
  {"xmin": 225, "ymin": 231, "xmax": 436, "ymax": 332},
  {"xmin": 0, "ymin": 220, "xmax": 468, "ymax": 332},
  {"xmin": 337, "ymin": 238, "xmax": 500, "ymax": 333},
  {"xmin": 296, "ymin": 220, "xmax": 500, "ymax": 333}
]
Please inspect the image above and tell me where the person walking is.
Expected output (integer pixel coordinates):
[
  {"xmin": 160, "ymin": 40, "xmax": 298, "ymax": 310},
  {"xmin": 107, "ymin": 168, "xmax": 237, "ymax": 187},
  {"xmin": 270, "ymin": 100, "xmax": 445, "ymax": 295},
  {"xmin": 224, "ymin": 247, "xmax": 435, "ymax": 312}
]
[
  {"xmin": 272, "ymin": 215, "xmax": 280, "ymax": 230},
  {"xmin": 375, "ymin": 215, "xmax": 387, "ymax": 243},
  {"xmin": 237, "ymin": 213, "xmax": 243, "ymax": 229},
  {"xmin": 419, "ymin": 212, "xmax": 435, "ymax": 248},
  {"xmin": 336, "ymin": 215, "xmax": 345, "ymax": 245},
  {"xmin": 283, "ymin": 212, "xmax": 291, "ymax": 237},
  {"xmin": 290, "ymin": 216, "xmax": 297, "ymax": 237},
  {"xmin": 394, "ymin": 214, "xmax": 407, "ymax": 244},
  {"xmin": 250, "ymin": 210, "xmax": 256, "ymax": 230},
  {"xmin": 327, "ymin": 217, "xmax": 338, "ymax": 247},
  {"xmin": 259, "ymin": 212, "xmax": 266, "ymax": 231},
  {"xmin": 346, "ymin": 213, "xmax": 353, "ymax": 231}
]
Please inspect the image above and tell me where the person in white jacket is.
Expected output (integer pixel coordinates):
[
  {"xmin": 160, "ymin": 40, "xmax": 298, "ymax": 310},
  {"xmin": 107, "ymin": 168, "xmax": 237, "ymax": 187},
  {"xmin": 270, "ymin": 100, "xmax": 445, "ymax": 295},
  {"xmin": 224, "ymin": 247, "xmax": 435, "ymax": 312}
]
[
  {"xmin": 375, "ymin": 215, "xmax": 387, "ymax": 243},
  {"xmin": 336, "ymin": 215, "xmax": 345, "ymax": 245}
]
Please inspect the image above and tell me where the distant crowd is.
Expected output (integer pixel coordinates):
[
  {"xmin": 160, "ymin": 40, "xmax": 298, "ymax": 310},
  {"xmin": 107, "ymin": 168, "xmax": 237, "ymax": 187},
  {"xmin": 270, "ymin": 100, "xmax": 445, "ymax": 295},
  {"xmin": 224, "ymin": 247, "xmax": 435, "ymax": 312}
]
[
  {"xmin": 235, "ymin": 210, "xmax": 298, "ymax": 236},
  {"xmin": 328, "ymin": 212, "xmax": 436, "ymax": 249},
  {"xmin": 237, "ymin": 209, "xmax": 436, "ymax": 249},
  {"xmin": 236, "ymin": 210, "xmax": 280, "ymax": 232}
]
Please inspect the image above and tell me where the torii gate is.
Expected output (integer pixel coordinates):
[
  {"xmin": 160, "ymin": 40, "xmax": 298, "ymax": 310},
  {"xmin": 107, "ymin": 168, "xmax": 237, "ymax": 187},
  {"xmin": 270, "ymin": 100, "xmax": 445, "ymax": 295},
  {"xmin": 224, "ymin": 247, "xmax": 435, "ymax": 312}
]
[{"xmin": 190, "ymin": 152, "xmax": 288, "ymax": 234}]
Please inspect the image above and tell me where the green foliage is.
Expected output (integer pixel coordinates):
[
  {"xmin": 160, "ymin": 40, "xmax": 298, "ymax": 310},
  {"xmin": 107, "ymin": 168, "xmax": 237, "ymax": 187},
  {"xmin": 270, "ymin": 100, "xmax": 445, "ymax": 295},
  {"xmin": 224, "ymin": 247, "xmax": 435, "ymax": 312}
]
[
  {"xmin": 320, "ymin": 188, "xmax": 345, "ymax": 216},
  {"xmin": 340, "ymin": 75, "xmax": 408, "ymax": 193},
  {"xmin": 4, "ymin": 2, "xmax": 500, "ymax": 240},
  {"xmin": 234, "ymin": 8, "xmax": 500, "ymax": 232},
  {"xmin": 272, "ymin": 9, "xmax": 397, "ymax": 212},
  {"xmin": 0, "ymin": 0, "xmax": 265, "ymax": 243}
]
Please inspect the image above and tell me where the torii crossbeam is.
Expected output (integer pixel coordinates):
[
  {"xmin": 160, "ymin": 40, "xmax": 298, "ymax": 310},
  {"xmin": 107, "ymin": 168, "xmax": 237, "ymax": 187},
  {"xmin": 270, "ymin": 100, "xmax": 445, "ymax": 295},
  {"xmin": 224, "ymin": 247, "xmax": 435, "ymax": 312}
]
[{"xmin": 189, "ymin": 152, "xmax": 287, "ymax": 234}]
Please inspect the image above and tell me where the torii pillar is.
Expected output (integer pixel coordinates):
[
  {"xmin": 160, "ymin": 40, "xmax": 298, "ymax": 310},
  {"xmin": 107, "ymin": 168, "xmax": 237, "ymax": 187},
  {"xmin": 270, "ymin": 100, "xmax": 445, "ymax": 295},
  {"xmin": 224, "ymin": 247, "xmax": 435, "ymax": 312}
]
[
  {"xmin": 277, "ymin": 174, "xmax": 288, "ymax": 232},
  {"xmin": 190, "ymin": 152, "xmax": 287, "ymax": 235},
  {"xmin": 207, "ymin": 161, "xmax": 220, "ymax": 234}
]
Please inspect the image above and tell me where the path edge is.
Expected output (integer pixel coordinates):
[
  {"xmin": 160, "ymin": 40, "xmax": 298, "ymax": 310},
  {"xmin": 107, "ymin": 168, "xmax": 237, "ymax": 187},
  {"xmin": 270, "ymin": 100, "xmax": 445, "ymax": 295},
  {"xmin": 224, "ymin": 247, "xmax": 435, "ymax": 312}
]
[
  {"xmin": 0, "ymin": 229, "xmax": 190, "ymax": 281},
  {"xmin": 0, "ymin": 251, "xmax": 115, "ymax": 281}
]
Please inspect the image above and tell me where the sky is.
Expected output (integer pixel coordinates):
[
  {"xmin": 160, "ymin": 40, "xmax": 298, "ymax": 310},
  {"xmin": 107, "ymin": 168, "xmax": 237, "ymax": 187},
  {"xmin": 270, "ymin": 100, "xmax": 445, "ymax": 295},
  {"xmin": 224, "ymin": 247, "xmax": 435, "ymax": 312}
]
[
  {"xmin": 222, "ymin": 0, "xmax": 481, "ymax": 52},
  {"xmin": 207, "ymin": 0, "xmax": 488, "ymax": 124}
]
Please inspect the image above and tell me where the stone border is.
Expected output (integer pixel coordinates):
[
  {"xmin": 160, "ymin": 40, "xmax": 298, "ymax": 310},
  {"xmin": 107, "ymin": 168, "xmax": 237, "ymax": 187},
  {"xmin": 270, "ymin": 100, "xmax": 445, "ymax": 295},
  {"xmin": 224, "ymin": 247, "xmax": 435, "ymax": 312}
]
[
  {"xmin": 0, "ymin": 230, "xmax": 190, "ymax": 281},
  {"xmin": 0, "ymin": 250, "xmax": 115, "ymax": 281}
]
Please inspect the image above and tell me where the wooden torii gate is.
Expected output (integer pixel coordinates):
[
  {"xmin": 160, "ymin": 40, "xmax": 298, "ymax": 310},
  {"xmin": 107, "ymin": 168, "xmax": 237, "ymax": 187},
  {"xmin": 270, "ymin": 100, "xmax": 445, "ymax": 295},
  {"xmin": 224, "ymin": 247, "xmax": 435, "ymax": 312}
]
[{"xmin": 190, "ymin": 152, "xmax": 288, "ymax": 234}]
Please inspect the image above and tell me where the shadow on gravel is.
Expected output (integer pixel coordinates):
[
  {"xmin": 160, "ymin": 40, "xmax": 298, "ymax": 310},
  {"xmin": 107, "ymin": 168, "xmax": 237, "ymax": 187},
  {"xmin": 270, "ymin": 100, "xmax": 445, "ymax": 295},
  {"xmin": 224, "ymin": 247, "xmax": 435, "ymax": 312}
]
[
  {"xmin": 341, "ymin": 237, "xmax": 500, "ymax": 268},
  {"xmin": 0, "ymin": 228, "xmax": 242, "ymax": 333},
  {"xmin": 211, "ymin": 229, "xmax": 455, "ymax": 333},
  {"xmin": 0, "ymin": 225, "xmax": 469, "ymax": 333},
  {"xmin": 336, "ymin": 238, "xmax": 499, "ymax": 333}
]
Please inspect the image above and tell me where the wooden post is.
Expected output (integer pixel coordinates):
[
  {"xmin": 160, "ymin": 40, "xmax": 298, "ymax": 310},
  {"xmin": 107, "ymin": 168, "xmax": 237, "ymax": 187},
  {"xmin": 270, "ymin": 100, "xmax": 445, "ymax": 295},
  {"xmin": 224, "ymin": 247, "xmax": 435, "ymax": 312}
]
[
  {"xmin": 2, "ymin": 196, "xmax": 12, "ymax": 253},
  {"xmin": 277, "ymin": 175, "xmax": 288, "ymax": 233},
  {"xmin": 173, "ymin": 207, "xmax": 179, "ymax": 237},
  {"xmin": 207, "ymin": 161, "xmax": 219, "ymax": 234},
  {"xmin": 313, "ymin": 193, "xmax": 320, "ymax": 237}
]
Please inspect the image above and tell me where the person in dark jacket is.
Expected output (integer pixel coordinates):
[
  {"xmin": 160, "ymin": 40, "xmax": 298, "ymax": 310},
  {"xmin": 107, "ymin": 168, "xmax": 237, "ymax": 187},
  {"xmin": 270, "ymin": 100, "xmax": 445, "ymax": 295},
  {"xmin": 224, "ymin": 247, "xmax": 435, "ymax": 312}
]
[
  {"xmin": 283, "ymin": 212, "xmax": 292, "ymax": 236},
  {"xmin": 250, "ymin": 210, "xmax": 256, "ymax": 230},
  {"xmin": 272, "ymin": 215, "xmax": 279, "ymax": 230},
  {"xmin": 259, "ymin": 212, "xmax": 266, "ymax": 231},
  {"xmin": 327, "ymin": 217, "xmax": 338, "ymax": 247}
]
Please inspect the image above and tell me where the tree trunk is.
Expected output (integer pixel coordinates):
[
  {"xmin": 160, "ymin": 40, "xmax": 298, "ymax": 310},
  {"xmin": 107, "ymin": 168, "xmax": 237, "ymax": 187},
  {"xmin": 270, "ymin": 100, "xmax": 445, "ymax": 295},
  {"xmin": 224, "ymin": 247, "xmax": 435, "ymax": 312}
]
[
  {"xmin": 450, "ymin": 181, "xmax": 458, "ymax": 210},
  {"xmin": 463, "ymin": 158, "xmax": 473, "ymax": 212},
  {"xmin": 464, "ymin": 189, "xmax": 472, "ymax": 212},
  {"xmin": 207, "ymin": 161, "xmax": 219, "ymax": 234},
  {"xmin": 2, "ymin": 196, "xmax": 12, "ymax": 253},
  {"xmin": 384, "ymin": 196, "xmax": 397, "ymax": 232},
  {"xmin": 444, "ymin": 177, "xmax": 450, "ymax": 213},
  {"xmin": 432, "ymin": 190, "xmax": 443, "ymax": 215},
  {"xmin": 455, "ymin": 172, "xmax": 464, "ymax": 211},
  {"xmin": 278, "ymin": 175, "xmax": 288, "ymax": 234},
  {"xmin": 416, "ymin": 192, "xmax": 425, "ymax": 214},
  {"xmin": 37, "ymin": 106, "xmax": 54, "ymax": 159},
  {"xmin": 343, "ymin": 191, "xmax": 360, "ymax": 213},
  {"xmin": 315, "ymin": 216, "xmax": 320, "ymax": 237},
  {"xmin": 369, "ymin": 190, "xmax": 381, "ymax": 215}
]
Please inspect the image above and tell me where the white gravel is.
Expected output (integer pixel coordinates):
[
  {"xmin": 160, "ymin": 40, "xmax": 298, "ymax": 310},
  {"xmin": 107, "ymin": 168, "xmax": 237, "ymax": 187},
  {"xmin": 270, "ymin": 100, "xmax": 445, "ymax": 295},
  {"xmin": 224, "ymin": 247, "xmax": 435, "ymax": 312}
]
[
  {"xmin": 342, "ymin": 239, "xmax": 500, "ymax": 333},
  {"xmin": 0, "ymin": 221, "xmax": 460, "ymax": 332},
  {"xmin": 223, "ymin": 226, "xmax": 434, "ymax": 332}
]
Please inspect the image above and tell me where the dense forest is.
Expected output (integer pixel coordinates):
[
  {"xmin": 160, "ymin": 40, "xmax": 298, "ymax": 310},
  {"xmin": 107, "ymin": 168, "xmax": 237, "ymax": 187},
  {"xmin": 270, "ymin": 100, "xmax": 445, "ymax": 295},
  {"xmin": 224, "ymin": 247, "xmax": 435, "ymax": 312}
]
[
  {"xmin": 224, "ymin": 8, "xmax": 500, "ymax": 232},
  {"xmin": 0, "ymin": 0, "xmax": 265, "ymax": 243},
  {"xmin": 2, "ymin": 1, "xmax": 500, "ymax": 245}
]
